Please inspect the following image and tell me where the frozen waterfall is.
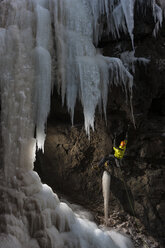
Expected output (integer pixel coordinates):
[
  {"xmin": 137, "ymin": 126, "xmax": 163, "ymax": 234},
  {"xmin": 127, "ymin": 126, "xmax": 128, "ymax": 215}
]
[{"xmin": 0, "ymin": 0, "xmax": 164, "ymax": 247}]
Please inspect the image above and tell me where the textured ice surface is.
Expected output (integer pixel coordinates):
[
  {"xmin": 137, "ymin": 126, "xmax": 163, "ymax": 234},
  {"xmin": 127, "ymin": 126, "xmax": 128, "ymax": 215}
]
[
  {"xmin": 0, "ymin": 234, "xmax": 22, "ymax": 248},
  {"xmin": 0, "ymin": 171, "xmax": 134, "ymax": 248}
]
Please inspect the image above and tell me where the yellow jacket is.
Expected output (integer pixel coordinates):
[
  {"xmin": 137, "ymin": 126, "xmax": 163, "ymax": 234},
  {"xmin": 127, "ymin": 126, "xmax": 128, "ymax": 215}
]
[{"xmin": 113, "ymin": 140, "xmax": 127, "ymax": 159}]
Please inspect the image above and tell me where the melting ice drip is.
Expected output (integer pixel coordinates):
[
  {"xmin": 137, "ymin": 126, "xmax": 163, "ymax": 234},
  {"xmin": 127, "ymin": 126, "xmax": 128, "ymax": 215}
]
[{"xmin": 0, "ymin": 0, "xmax": 164, "ymax": 247}]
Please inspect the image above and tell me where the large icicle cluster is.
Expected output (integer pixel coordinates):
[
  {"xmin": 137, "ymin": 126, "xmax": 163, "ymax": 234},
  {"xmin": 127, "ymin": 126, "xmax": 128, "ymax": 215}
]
[
  {"xmin": 53, "ymin": 0, "xmax": 165, "ymax": 135},
  {"xmin": 53, "ymin": 0, "xmax": 134, "ymax": 136},
  {"xmin": 88, "ymin": 0, "xmax": 134, "ymax": 46}
]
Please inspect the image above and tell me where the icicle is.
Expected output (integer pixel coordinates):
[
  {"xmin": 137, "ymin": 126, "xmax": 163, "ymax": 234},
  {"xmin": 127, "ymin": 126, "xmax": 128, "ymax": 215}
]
[
  {"xmin": 102, "ymin": 171, "xmax": 111, "ymax": 226},
  {"xmin": 120, "ymin": 0, "xmax": 135, "ymax": 49},
  {"xmin": 34, "ymin": 46, "xmax": 51, "ymax": 152},
  {"xmin": 104, "ymin": 56, "xmax": 133, "ymax": 91},
  {"xmin": 78, "ymin": 56, "xmax": 101, "ymax": 136},
  {"xmin": 152, "ymin": 3, "xmax": 163, "ymax": 37},
  {"xmin": 112, "ymin": 3, "xmax": 128, "ymax": 39},
  {"xmin": 96, "ymin": 55, "xmax": 109, "ymax": 122},
  {"xmin": 89, "ymin": 0, "xmax": 135, "ymax": 46},
  {"xmin": 34, "ymin": 3, "xmax": 52, "ymax": 151},
  {"xmin": 88, "ymin": 0, "xmax": 111, "ymax": 44}
]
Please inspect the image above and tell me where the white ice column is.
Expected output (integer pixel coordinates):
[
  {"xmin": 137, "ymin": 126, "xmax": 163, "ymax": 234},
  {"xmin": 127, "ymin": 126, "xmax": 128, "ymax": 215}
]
[
  {"xmin": 102, "ymin": 171, "xmax": 111, "ymax": 226},
  {"xmin": 34, "ymin": 3, "xmax": 52, "ymax": 151},
  {"xmin": 0, "ymin": 0, "xmax": 36, "ymax": 177}
]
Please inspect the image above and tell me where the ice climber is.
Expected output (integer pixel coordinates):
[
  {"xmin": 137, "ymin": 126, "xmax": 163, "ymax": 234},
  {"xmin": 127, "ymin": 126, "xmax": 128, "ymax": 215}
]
[
  {"xmin": 97, "ymin": 131, "xmax": 128, "ymax": 170},
  {"xmin": 112, "ymin": 137, "xmax": 128, "ymax": 168}
]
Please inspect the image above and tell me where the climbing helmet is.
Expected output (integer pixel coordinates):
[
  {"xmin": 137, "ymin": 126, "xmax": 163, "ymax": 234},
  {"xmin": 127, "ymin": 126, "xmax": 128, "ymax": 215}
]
[{"xmin": 120, "ymin": 140, "xmax": 126, "ymax": 148}]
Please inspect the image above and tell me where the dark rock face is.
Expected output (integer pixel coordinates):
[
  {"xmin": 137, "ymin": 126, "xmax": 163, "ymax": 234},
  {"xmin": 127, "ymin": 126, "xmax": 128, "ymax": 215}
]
[{"xmin": 35, "ymin": 11, "xmax": 165, "ymax": 246}]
